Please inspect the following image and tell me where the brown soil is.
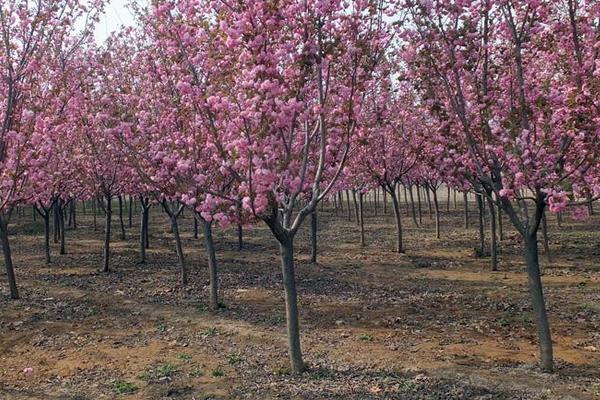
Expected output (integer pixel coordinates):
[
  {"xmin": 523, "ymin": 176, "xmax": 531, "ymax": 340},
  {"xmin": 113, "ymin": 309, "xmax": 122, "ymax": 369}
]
[{"xmin": 0, "ymin": 200, "xmax": 599, "ymax": 399}]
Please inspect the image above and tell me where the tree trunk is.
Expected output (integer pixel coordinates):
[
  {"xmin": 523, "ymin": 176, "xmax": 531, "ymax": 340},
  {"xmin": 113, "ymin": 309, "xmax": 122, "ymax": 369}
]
[
  {"xmin": 102, "ymin": 194, "xmax": 112, "ymax": 273},
  {"xmin": 92, "ymin": 199, "xmax": 97, "ymax": 231},
  {"xmin": 432, "ymin": 187, "xmax": 440, "ymax": 239},
  {"xmin": 383, "ymin": 189, "xmax": 387, "ymax": 214},
  {"xmin": 497, "ymin": 198, "xmax": 504, "ymax": 240},
  {"xmin": 43, "ymin": 211, "xmax": 51, "ymax": 264},
  {"xmin": 53, "ymin": 201, "xmax": 60, "ymax": 244},
  {"xmin": 201, "ymin": 218, "xmax": 219, "ymax": 311},
  {"xmin": 359, "ymin": 192, "xmax": 365, "ymax": 247},
  {"xmin": 463, "ymin": 192, "xmax": 469, "ymax": 229},
  {"xmin": 390, "ymin": 188, "xmax": 404, "ymax": 253},
  {"xmin": 144, "ymin": 205, "xmax": 150, "ymax": 249},
  {"xmin": 416, "ymin": 185, "xmax": 423, "ymax": 225},
  {"xmin": 171, "ymin": 213, "xmax": 187, "ymax": 285},
  {"xmin": 346, "ymin": 190, "xmax": 352, "ymax": 221},
  {"xmin": 352, "ymin": 190, "xmax": 359, "ymax": 226},
  {"xmin": 118, "ymin": 196, "xmax": 126, "ymax": 240},
  {"xmin": 128, "ymin": 196, "xmax": 133, "ymax": 228},
  {"xmin": 193, "ymin": 217, "xmax": 198, "ymax": 239},
  {"xmin": 524, "ymin": 233, "xmax": 554, "ymax": 372},
  {"xmin": 59, "ymin": 204, "xmax": 65, "ymax": 255},
  {"xmin": 446, "ymin": 186, "xmax": 451, "ymax": 212},
  {"xmin": 541, "ymin": 210, "xmax": 551, "ymax": 264},
  {"xmin": 487, "ymin": 196, "xmax": 498, "ymax": 271},
  {"xmin": 0, "ymin": 215, "xmax": 19, "ymax": 299},
  {"xmin": 425, "ymin": 185, "xmax": 432, "ymax": 220},
  {"xmin": 477, "ymin": 194, "xmax": 485, "ymax": 255},
  {"xmin": 278, "ymin": 237, "xmax": 304, "ymax": 374},
  {"xmin": 408, "ymin": 186, "xmax": 418, "ymax": 227},
  {"xmin": 310, "ymin": 209, "xmax": 317, "ymax": 262}
]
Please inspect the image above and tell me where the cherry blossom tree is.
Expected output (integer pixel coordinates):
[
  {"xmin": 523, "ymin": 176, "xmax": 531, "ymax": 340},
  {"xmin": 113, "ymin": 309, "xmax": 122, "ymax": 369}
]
[{"xmin": 402, "ymin": 0, "xmax": 600, "ymax": 371}]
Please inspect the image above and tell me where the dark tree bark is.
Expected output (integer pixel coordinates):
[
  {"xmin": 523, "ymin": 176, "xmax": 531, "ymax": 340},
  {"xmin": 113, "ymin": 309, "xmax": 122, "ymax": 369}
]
[
  {"xmin": 416, "ymin": 185, "xmax": 423, "ymax": 225},
  {"xmin": 310, "ymin": 209, "xmax": 318, "ymax": 262},
  {"xmin": 358, "ymin": 192, "xmax": 365, "ymax": 246},
  {"xmin": 92, "ymin": 199, "xmax": 97, "ymax": 231},
  {"xmin": 463, "ymin": 192, "xmax": 469, "ymax": 229},
  {"xmin": 163, "ymin": 202, "xmax": 187, "ymax": 285},
  {"xmin": 0, "ymin": 214, "xmax": 19, "ymax": 299},
  {"xmin": 541, "ymin": 210, "xmax": 551, "ymax": 263},
  {"xmin": 102, "ymin": 194, "xmax": 112, "ymax": 273},
  {"xmin": 408, "ymin": 185, "xmax": 418, "ymax": 227},
  {"xmin": 118, "ymin": 196, "xmax": 126, "ymax": 240},
  {"xmin": 59, "ymin": 203, "xmax": 65, "ymax": 255},
  {"xmin": 432, "ymin": 186, "xmax": 440, "ymax": 239},
  {"xmin": 199, "ymin": 216, "xmax": 219, "ymax": 311},
  {"xmin": 524, "ymin": 233, "xmax": 553, "ymax": 371},
  {"xmin": 477, "ymin": 194, "xmax": 485, "ymax": 255},
  {"xmin": 389, "ymin": 185, "xmax": 404, "ymax": 253},
  {"xmin": 128, "ymin": 196, "xmax": 133, "ymax": 228},
  {"xmin": 34, "ymin": 204, "xmax": 53, "ymax": 264},
  {"xmin": 346, "ymin": 190, "xmax": 352, "ymax": 221},
  {"xmin": 352, "ymin": 190, "xmax": 359, "ymax": 226},
  {"xmin": 487, "ymin": 196, "xmax": 498, "ymax": 271}
]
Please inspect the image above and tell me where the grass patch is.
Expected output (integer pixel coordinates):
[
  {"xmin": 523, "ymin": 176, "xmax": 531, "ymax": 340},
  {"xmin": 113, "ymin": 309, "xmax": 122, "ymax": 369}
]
[
  {"xmin": 227, "ymin": 352, "xmax": 242, "ymax": 365},
  {"xmin": 211, "ymin": 367, "xmax": 225, "ymax": 377},
  {"xmin": 112, "ymin": 380, "xmax": 138, "ymax": 395},
  {"xmin": 201, "ymin": 327, "xmax": 218, "ymax": 337},
  {"xmin": 358, "ymin": 333, "xmax": 374, "ymax": 342},
  {"xmin": 139, "ymin": 362, "xmax": 179, "ymax": 382}
]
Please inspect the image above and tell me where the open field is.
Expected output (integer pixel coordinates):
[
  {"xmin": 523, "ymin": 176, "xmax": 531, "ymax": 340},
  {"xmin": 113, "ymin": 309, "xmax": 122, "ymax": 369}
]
[{"xmin": 1, "ymin": 201, "xmax": 599, "ymax": 399}]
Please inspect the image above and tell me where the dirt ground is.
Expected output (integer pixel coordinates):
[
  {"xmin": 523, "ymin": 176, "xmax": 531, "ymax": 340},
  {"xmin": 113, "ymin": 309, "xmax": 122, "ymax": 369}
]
[{"xmin": 0, "ymin": 198, "xmax": 599, "ymax": 399}]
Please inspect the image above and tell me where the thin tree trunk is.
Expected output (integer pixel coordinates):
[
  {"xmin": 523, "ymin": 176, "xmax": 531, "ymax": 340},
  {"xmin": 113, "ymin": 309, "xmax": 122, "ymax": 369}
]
[
  {"xmin": 102, "ymin": 194, "xmax": 112, "ymax": 273},
  {"xmin": 59, "ymin": 204, "xmax": 65, "ymax": 255},
  {"xmin": 498, "ymin": 197, "xmax": 504, "ymax": 240},
  {"xmin": 352, "ymin": 190, "xmax": 359, "ymax": 226},
  {"xmin": 53, "ymin": 201, "xmax": 60, "ymax": 244},
  {"xmin": 403, "ymin": 186, "xmax": 409, "ymax": 217},
  {"xmin": 432, "ymin": 187, "xmax": 440, "ymax": 239},
  {"xmin": 477, "ymin": 194, "xmax": 485, "ymax": 256},
  {"xmin": 201, "ymin": 217, "xmax": 219, "ymax": 311},
  {"xmin": 128, "ymin": 196, "xmax": 133, "ymax": 228},
  {"xmin": 279, "ymin": 237, "xmax": 304, "ymax": 373},
  {"xmin": 541, "ymin": 210, "xmax": 551, "ymax": 264},
  {"xmin": 359, "ymin": 192, "xmax": 365, "ymax": 246},
  {"xmin": 310, "ymin": 209, "xmax": 317, "ymax": 262},
  {"xmin": 0, "ymin": 215, "xmax": 19, "ymax": 299},
  {"xmin": 524, "ymin": 233, "xmax": 554, "ymax": 372},
  {"xmin": 446, "ymin": 186, "xmax": 451, "ymax": 212},
  {"xmin": 487, "ymin": 196, "xmax": 498, "ymax": 271},
  {"xmin": 408, "ymin": 185, "xmax": 418, "ymax": 227},
  {"xmin": 171, "ymin": 211, "xmax": 187, "ymax": 285},
  {"xmin": 118, "ymin": 196, "xmax": 126, "ymax": 240},
  {"xmin": 43, "ymin": 211, "xmax": 51, "ymax": 264},
  {"xmin": 390, "ymin": 187, "xmax": 404, "ymax": 253},
  {"xmin": 416, "ymin": 185, "xmax": 423, "ymax": 225},
  {"xmin": 139, "ymin": 197, "xmax": 148, "ymax": 264},
  {"xmin": 463, "ymin": 192, "xmax": 469, "ymax": 229},
  {"xmin": 383, "ymin": 189, "xmax": 387, "ymax": 214},
  {"xmin": 346, "ymin": 190, "xmax": 352, "ymax": 221},
  {"xmin": 425, "ymin": 185, "xmax": 432, "ymax": 220},
  {"xmin": 453, "ymin": 189, "xmax": 457, "ymax": 210},
  {"xmin": 92, "ymin": 199, "xmax": 97, "ymax": 231}
]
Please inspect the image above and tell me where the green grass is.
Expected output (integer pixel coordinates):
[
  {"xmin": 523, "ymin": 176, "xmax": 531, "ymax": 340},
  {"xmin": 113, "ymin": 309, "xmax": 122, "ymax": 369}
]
[
  {"xmin": 139, "ymin": 362, "xmax": 179, "ymax": 381},
  {"xmin": 112, "ymin": 380, "xmax": 138, "ymax": 395},
  {"xmin": 177, "ymin": 352, "xmax": 192, "ymax": 361},
  {"xmin": 358, "ymin": 333, "xmax": 374, "ymax": 342},
  {"xmin": 211, "ymin": 367, "xmax": 225, "ymax": 377},
  {"xmin": 227, "ymin": 352, "xmax": 242, "ymax": 365},
  {"xmin": 201, "ymin": 327, "xmax": 218, "ymax": 337}
]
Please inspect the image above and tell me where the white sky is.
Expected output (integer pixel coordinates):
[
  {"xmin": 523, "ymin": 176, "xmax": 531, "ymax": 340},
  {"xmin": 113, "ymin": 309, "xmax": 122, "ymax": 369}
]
[{"xmin": 94, "ymin": 0, "xmax": 137, "ymax": 43}]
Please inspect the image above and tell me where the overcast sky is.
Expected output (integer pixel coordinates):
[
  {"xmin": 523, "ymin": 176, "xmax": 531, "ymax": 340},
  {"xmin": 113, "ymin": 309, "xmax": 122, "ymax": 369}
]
[{"xmin": 94, "ymin": 0, "xmax": 136, "ymax": 43}]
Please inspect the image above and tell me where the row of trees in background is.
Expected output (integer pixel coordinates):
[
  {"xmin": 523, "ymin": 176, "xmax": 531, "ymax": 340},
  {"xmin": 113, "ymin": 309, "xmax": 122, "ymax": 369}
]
[{"xmin": 1, "ymin": 0, "xmax": 598, "ymax": 374}]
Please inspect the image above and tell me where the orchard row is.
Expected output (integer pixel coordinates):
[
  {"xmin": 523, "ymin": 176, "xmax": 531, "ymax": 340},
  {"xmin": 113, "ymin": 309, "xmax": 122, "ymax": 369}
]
[{"xmin": 1, "ymin": 0, "xmax": 599, "ymax": 374}]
